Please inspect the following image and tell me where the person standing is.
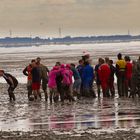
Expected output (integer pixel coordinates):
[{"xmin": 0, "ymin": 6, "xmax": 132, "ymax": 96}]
[
  {"xmin": 0, "ymin": 70, "xmax": 18, "ymax": 101},
  {"xmin": 23, "ymin": 60, "xmax": 34, "ymax": 99},
  {"xmin": 130, "ymin": 60, "xmax": 138, "ymax": 98},
  {"xmin": 124, "ymin": 56, "xmax": 132, "ymax": 97},
  {"xmin": 95, "ymin": 58, "xmax": 103, "ymax": 98},
  {"xmin": 36, "ymin": 57, "xmax": 49, "ymax": 101},
  {"xmin": 31, "ymin": 60, "xmax": 41, "ymax": 100},
  {"xmin": 116, "ymin": 53, "xmax": 126, "ymax": 97},
  {"xmin": 48, "ymin": 66, "xmax": 60, "ymax": 103},
  {"xmin": 61, "ymin": 64, "xmax": 74, "ymax": 102},
  {"xmin": 82, "ymin": 60, "xmax": 96, "ymax": 98},
  {"xmin": 77, "ymin": 59, "xmax": 84, "ymax": 77},
  {"xmin": 55, "ymin": 62, "xmax": 63, "ymax": 102},
  {"xmin": 108, "ymin": 60, "xmax": 116, "ymax": 97},
  {"xmin": 98, "ymin": 59, "xmax": 111, "ymax": 97},
  {"xmin": 70, "ymin": 63, "xmax": 81, "ymax": 99},
  {"xmin": 66, "ymin": 64, "xmax": 75, "ymax": 101}
]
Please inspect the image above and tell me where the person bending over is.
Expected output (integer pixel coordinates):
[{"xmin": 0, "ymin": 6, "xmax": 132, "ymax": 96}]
[{"xmin": 0, "ymin": 70, "xmax": 18, "ymax": 101}]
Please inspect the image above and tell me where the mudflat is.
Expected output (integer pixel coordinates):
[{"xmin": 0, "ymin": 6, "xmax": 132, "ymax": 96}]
[{"xmin": 0, "ymin": 83, "xmax": 140, "ymax": 139}]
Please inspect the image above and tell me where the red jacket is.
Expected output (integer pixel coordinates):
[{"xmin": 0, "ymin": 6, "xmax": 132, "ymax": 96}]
[
  {"xmin": 125, "ymin": 62, "xmax": 132, "ymax": 80},
  {"xmin": 98, "ymin": 64, "xmax": 111, "ymax": 82}
]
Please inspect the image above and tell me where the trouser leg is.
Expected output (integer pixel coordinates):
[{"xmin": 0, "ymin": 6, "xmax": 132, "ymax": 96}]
[
  {"xmin": 122, "ymin": 76, "xmax": 125, "ymax": 97},
  {"xmin": 49, "ymin": 89, "xmax": 53, "ymax": 103},
  {"xmin": 130, "ymin": 84, "xmax": 136, "ymax": 98},
  {"xmin": 109, "ymin": 79, "xmax": 115, "ymax": 97},
  {"xmin": 65, "ymin": 85, "xmax": 74, "ymax": 102},
  {"xmin": 97, "ymin": 84, "xmax": 101, "ymax": 98},
  {"xmin": 117, "ymin": 76, "xmax": 122, "ymax": 97},
  {"xmin": 27, "ymin": 85, "xmax": 32, "ymax": 99},
  {"xmin": 125, "ymin": 79, "xmax": 128, "ymax": 97},
  {"xmin": 33, "ymin": 90, "xmax": 37, "ymax": 100},
  {"xmin": 8, "ymin": 86, "xmax": 16, "ymax": 101},
  {"xmin": 42, "ymin": 78, "xmax": 48, "ymax": 101},
  {"xmin": 101, "ymin": 80, "xmax": 109, "ymax": 97},
  {"xmin": 60, "ymin": 85, "xmax": 65, "ymax": 102}
]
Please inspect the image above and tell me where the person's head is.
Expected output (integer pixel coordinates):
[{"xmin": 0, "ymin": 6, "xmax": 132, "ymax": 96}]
[
  {"xmin": 82, "ymin": 54, "xmax": 90, "ymax": 63},
  {"xmin": 36, "ymin": 57, "xmax": 41, "ymax": 64},
  {"xmin": 61, "ymin": 64, "xmax": 65, "ymax": 69},
  {"xmin": 79, "ymin": 59, "xmax": 84, "ymax": 65},
  {"xmin": 100, "ymin": 58, "xmax": 105, "ymax": 65},
  {"xmin": 0, "ymin": 70, "xmax": 4, "ymax": 76},
  {"xmin": 70, "ymin": 63, "xmax": 75, "ymax": 68},
  {"xmin": 109, "ymin": 60, "xmax": 113, "ymax": 65},
  {"xmin": 31, "ymin": 59, "xmax": 36, "ymax": 67},
  {"xmin": 105, "ymin": 57, "xmax": 110, "ymax": 64},
  {"xmin": 55, "ymin": 62, "xmax": 61, "ymax": 66},
  {"xmin": 124, "ymin": 56, "xmax": 131, "ymax": 62},
  {"xmin": 66, "ymin": 64, "xmax": 71, "ymax": 69},
  {"xmin": 117, "ymin": 53, "xmax": 122, "ymax": 60},
  {"xmin": 31, "ymin": 59, "xmax": 36, "ymax": 63},
  {"xmin": 98, "ymin": 58, "xmax": 104, "ymax": 65}
]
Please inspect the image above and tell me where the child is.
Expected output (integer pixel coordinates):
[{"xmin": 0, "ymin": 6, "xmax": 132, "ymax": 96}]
[{"xmin": 0, "ymin": 70, "xmax": 18, "ymax": 101}]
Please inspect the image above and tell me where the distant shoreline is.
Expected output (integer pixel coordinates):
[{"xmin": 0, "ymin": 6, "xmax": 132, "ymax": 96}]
[{"xmin": 0, "ymin": 39, "xmax": 140, "ymax": 48}]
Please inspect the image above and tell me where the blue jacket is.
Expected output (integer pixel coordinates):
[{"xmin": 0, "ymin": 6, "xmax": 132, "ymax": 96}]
[{"xmin": 82, "ymin": 64, "xmax": 94, "ymax": 88}]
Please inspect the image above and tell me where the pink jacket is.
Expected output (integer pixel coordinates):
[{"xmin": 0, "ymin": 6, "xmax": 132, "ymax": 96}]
[
  {"xmin": 67, "ymin": 68, "xmax": 73, "ymax": 84},
  {"xmin": 61, "ymin": 68, "xmax": 73, "ymax": 86},
  {"xmin": 48, "ymin": 68, "xmax": 60, "ymax": 89}
]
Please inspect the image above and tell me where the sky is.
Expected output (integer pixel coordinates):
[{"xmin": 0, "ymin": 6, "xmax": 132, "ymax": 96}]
[{"xmin": 0, "ymin": 0, "xmax": 140, "ymax": 37}]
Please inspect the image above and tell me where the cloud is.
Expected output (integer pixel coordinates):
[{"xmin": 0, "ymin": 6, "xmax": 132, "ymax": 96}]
[{"xmin": 0, "ymin": 0, "xmax": 140, "ymax": 37}]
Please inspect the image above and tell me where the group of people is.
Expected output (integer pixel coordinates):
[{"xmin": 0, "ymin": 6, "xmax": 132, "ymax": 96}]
[
  {"xmin": 1, "ymin": 53, "xmax": 140, "ymax": 102},
  {"xmin": 95, "ymin": 53, "xmax": 140, "ymax": 98}
]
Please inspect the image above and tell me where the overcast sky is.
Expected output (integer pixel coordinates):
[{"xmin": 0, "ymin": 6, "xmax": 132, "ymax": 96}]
[{"xmin": 0, "ymin": 0, "xmax": 139, "ymax": 37}]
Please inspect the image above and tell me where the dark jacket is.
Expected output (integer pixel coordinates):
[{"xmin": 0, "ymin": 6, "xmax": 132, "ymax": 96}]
[{"xmin": 3, "ymin": 73, "xmax": 18, "ymax": 86}]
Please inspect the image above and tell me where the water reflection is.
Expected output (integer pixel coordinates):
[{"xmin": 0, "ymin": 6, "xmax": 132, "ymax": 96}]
[{"xmin": 0, "ymin": 96, "xmax": 140, "ymax": 131}]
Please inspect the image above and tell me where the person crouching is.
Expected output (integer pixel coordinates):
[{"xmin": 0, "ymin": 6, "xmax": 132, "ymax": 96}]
[{"xmin": 0, "ymin": 70, "xmax": 18, "ymax": 101}]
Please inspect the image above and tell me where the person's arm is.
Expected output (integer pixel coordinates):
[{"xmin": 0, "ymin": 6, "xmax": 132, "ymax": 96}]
[
  {"xmin": 23, "ymin": 67, "xmax": 28, "ymax": 76},
  {"xmin": 46, "ymin": 67, "xmax": 50, "ymax": 73},
  {"xmin": 94, "ymin": 66, "xmax": 98, "ymax": 81},
  {"xmin": 91, "ymin": 67, "xmax": 95, "ymax": 80},
  {"xmin": 116, "ymin": 64, "xmax": 119, "ymax": 77}
]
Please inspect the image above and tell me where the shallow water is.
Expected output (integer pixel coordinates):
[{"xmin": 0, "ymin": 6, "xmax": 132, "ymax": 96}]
[{"xmin": 0, "ymin": 84, "xmax": 140, "ymax": 132}]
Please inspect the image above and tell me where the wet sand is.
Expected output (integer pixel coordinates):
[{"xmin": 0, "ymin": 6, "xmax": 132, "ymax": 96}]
[
  {"xmin": 1, "ymin": 83, "xmax": 140, "ymax": 139},
  {"xmin": 1, "ymin": 42, "xmax": 140, "ymax": 139},
  {"xmin": 1, "ymin": 130, "xmax": 140, "ymax": 140}
]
